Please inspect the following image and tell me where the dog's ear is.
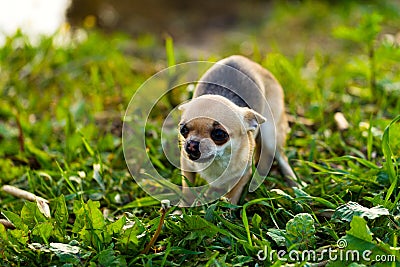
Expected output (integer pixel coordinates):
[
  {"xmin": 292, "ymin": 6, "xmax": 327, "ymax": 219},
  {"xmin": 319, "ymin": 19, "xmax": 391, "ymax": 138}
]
[
  {"xmin": 178, "ymin": 102, "xmax": 189, "ymax": 111},
  {"xmin": 178, "ymin": 100, "xmax": 195, "ymax": 112},
  {"xmin": 242, "ymin": 108, "xmax": 266, "ymax": 131}
]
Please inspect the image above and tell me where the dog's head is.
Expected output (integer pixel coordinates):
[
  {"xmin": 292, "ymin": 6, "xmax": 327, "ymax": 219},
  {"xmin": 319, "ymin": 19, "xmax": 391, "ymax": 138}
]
[{"xmin": 178, "ymin": 95, "xmax": 266, "ymax": 164}]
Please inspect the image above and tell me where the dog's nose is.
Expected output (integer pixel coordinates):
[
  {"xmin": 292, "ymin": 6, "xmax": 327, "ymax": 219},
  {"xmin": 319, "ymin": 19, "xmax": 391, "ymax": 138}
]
[{"xmin": 185, "ymin": 140, "xmax": 200, "ymax": 160}]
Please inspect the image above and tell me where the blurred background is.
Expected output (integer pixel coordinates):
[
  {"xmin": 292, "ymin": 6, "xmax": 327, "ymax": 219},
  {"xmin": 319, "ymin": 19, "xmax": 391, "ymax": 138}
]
[{"xmin": 1, "ymin": 0, "xmax": 399, "ymax": 59}]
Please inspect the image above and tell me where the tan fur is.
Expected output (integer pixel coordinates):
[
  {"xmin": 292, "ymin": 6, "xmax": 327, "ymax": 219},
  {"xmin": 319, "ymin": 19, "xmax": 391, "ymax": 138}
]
[{"xmin": 187, "ymin": 118, "xmax": 214, "ymax": 138}]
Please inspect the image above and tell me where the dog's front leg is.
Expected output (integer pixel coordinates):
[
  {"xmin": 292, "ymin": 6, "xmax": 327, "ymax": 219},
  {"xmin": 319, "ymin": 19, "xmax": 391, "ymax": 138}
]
[
  {"xmin": 225, "ymin": 169, "xmax": 252, "ymax": 204},
  {"xmin": 180, "ymin": 171, "xmax": 196, "ymax": 206},
  {"xmin": 180, "ymin": 151, "xmax": 197, "ymax": 206}
]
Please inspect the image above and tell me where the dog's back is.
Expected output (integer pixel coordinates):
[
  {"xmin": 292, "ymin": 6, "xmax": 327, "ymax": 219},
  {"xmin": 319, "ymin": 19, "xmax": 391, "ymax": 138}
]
[{"xmin": 193, "ymin": 55, "xmax": 266, "ymax": 113}]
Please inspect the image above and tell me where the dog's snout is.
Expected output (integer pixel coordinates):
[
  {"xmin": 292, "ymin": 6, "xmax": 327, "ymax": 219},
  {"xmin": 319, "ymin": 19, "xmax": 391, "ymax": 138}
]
[
  {"xmin": 186, "ymin": 140, "xmax": 199, "ymax": 151},
  {"xmin": 185, "ymin": 140, "xmax": 201, "ymax": 160}
]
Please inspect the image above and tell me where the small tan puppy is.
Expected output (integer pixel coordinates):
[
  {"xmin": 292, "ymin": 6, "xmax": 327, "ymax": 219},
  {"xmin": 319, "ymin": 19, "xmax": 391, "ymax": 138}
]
[{"xmin": 178, "ymin": 55, "xmax": 297, "ymax": 206}]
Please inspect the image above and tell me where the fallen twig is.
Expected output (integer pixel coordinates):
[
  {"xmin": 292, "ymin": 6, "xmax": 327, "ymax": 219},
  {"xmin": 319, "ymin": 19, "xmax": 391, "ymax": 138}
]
[
  {"xmin": 286, "ymin": 114, "xmax": 314, "ymax": 126},
  {"xmin": 2, "ymin": 185, "xmax": 48, "ymax": 203},
  {"xmin": 2, "ymin": 185, "xmax": 51, "ymax": 218},
  {"xmin": 334, "ymin": 112, "xmax": 349, "ymax": 131},
  {"xmin": 141, "ymin": 200, "xmax": 170, "ymax": 254},
  {"xmin": 0, "ymin": 219, "xmax": 15, "ymax": 229}
]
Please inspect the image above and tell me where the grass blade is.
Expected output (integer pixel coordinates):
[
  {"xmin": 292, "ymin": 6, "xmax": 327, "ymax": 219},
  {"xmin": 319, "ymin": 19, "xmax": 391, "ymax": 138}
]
[{"xmin": 383, "ymin": 115, "xmax": 400, "ymax": 204}]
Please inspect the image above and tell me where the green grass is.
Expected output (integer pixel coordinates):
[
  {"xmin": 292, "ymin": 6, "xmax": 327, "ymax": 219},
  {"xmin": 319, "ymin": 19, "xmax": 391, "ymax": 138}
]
[{"xmin": 1, "ymin": 1, "xmax": 400, "ymax": 266}]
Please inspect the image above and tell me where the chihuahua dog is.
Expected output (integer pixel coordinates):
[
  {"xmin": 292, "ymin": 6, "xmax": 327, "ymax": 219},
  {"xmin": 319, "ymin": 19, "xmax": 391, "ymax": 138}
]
[{"xmin": 178, "ymin": 55, "xmax": 298, "ymax": 206}]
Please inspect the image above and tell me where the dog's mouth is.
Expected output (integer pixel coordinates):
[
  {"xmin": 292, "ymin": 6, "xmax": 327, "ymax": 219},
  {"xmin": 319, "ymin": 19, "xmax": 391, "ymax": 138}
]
[
  {"xmin": 188, "ymin": 153, "xmax": 201, "ymax": 161},
  {"xmin": 187, "ymin": 153, "xmax": 214, "ymax": 163}
]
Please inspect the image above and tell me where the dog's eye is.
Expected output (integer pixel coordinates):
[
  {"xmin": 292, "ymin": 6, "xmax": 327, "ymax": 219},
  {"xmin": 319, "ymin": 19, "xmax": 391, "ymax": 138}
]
[
  {"xmin": 180, "ymin": 125, "xmax": 189, "ymax": 137},
  {"xmin": 211, "ymin": 129, "xmax": 229, "ymax": 143}
]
